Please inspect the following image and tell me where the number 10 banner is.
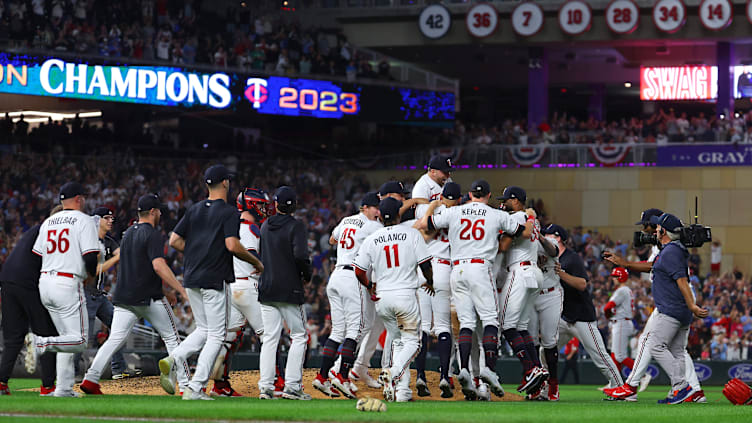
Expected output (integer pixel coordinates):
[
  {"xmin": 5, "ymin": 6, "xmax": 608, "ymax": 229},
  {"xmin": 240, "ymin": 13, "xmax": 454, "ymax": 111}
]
[{"xmin": 558, "ymin": 0, "xmax": 593, "ymax": 36}]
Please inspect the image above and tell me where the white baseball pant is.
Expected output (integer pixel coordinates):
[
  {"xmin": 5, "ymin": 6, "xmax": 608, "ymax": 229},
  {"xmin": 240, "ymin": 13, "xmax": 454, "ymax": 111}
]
[
  {"xmin": 227, "ymin": 276, "xmax": 264, "ymax": 334},
  {"xmin": 327, "ymin": 267, "xmax": 365, "ymax": 343},
  {"xmin": 609, "ymin": 319, "xmax": 634, "ymax": 363},
  {"xmin": 451, "ymin": 260, "xmax": 498, "ymax": 330},
  {"xmin": 626, "ymin": 309, "xmax": 701, "ymax": 391},
  {"xmin": 170, "ymin": 285, "xmax": 229, "ymax": 392},
  {"xmin": 378, "ymin": 290, "xmax": 421, "ymax": 400},
  {"xmin": 557, "ymin": 318, "xmax": 623, "ymax": 388},
  {"xmin": 37, "ymin": 273, "xmax": 89, "ymax": 394},
  {"xmin": 354, "ymin": 294, "xmax": 391, "ymax": 371},
  {"xmin": 526, "ymin": 286, "xmax": 563, "ymax": 349},
  {"xmin": 258, "ymin": 302, "xmax": 307, "ymax": 391},
  {"xmin": 85, "ymin": 299, "xmax": 190, "ymax": 387},
  {"xmin": 499, "ymin": 264, "xmax": 541, "ymax": 331}
]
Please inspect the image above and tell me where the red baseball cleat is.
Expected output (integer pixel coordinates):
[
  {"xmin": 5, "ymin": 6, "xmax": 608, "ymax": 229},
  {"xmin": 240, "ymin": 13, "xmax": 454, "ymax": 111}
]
[
  {"xmin": 79, "ymin": 380, "xmax": 103, "ymax": 395},
  {"xmin": 39, "ymin": 385, "xmax": 55, "ymax": 396},
  {"xmin": 548, "ymin": 380, "xmax": 559, "ymax": 401},
  {"xmin": 604, "ymin": 383, "xmax": 637, "ymax": 402},
  {"xmin": 684, "ymin": 389, "xmax": 707, "ymax": 403},
  {"xmin": 0, "ymin": 382, "xmax": 10, "ymax": 395},
  {"xmin": 210, "ymin": 381, "xmax": 242, "ymax": 397}
]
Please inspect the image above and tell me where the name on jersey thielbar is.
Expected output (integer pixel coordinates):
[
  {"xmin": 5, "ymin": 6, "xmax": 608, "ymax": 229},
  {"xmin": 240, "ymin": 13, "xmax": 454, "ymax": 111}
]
[
  {"xmin": 342, "ymin": 217, "xmax": 365, "ymax": 228},
  {"xmin": 461, "ymin": 208, "xmax": 486, "ymax": 216},
  {"xmin": 47, "ymin": 216, "xmax": 78, "ymax": 226},
  {"xmin": 373, "ymin": 232, "xmax": 407, "ymax": 244}
]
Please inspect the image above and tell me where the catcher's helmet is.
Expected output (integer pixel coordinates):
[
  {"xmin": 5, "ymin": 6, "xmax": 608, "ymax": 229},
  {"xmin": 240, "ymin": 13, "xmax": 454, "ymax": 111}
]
[
  {"xmin": 237, "ymin": 188, "xmax": 274, "ymax": 223},
  {"xmin": 610, "ymin": 267, "xmax": 629, "ymax": 283}
]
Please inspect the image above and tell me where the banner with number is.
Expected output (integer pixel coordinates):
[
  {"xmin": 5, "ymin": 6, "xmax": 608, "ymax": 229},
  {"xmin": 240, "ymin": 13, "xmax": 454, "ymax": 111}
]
[
  {"xmin": 558, "ymin": 0, "xmax": 593, "ymax": 35},
  {"xmin": 606, "ymin": 0, "xmax": 640, "ymax": 34},
  {"xmin": 512, "ymin": 2, "xmax": 544, "ymax": 37},
  {"xmin": 466, "ymin": 3, "xmax": 500, "ymax": 38},
  {"xmin": 653, "ymin": 0, "xmax": 686, "ymax": 33}
]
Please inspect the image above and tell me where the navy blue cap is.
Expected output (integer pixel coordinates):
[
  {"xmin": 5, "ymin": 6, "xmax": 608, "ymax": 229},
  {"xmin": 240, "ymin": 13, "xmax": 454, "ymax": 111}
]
[
  {"xmin": 498, "ymin": 186, "xmax": 527, "ymax": 203},
  {"xmin": 470, "ymin": 180, "xmax": 491, "ymax": 196},
  {"xmin": 650, "ymin": 213, "xmax": 683, "ymax": 233},
  {"xmin": 59, "ymin": 182, "xmax": 86, "ymax": 200},
  {"xmin": 542, "ymin": 224, "xmax": 568, "ymax": 241},
  {"xmin": 636, "ymin": 208, "xmax": 664, "ymax": 225},
  {"xmin": 459, "ymin": 193, "xmax": 470, "ymax": 205},
  {"xmin": 137, "ymin": 194, "xmax": 166, "ymax": 212},
  {"xmin": 91, "ymin": 207, "xmax": 113, "ymax": 217},
  {"xmin": 379, "ymin": 181, "xmax": 407, "ymax": 197},
  {"xmin": 274, "ymin": 186, "xmax": 296, "ymax": 206},
  {"xmin": 361, "ymin": 192, "xmax": 380, "ymax": 207},
  {"xmin": 442, "ymin": 182, "xmax": 461, "ymax": 200},
  {"xmin": 379, "ymin": 197, "xmax": 402, "ymax": 221},
  {"xmin": 204, "ymin": 164, "xmax": 232, "ymax": 185},
  {"xmin": 428, "ymin": 155, "xmax": 453, "ymax": 173}
]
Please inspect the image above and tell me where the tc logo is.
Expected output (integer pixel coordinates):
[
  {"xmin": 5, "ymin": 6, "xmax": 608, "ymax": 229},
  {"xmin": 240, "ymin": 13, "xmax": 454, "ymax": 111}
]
[{"xmin": 245, "ymin": 78, "xmax": 268, "ymax": 109}]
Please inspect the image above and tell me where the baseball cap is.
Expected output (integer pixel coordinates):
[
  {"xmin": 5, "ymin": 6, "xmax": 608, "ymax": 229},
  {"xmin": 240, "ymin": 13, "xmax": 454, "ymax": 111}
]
[
  {"xmin": 91, "ymin": 207, "xmax": 113, "ymax": 218},
  {"xmin": 635, "ymin": 208, "xmax": 664, "ymax": 225},
  {"xmin": 361, "ymin": 192, "xmax": 380, "ymax": 207},
  {"xmin": 428, "ymin": 155, "xmax": 453, "ymax": 173},
  {"xmin": 649, "ymin": 212, "xmax": 684, "ymax": 233},
  {"xmin": 204, "ymin": 164, "xmax": 233, "ymax": 185},
  {"xmin": 611, "ymin": 267, "xmax": 629, "ymax": 283},
  {"xmin": 137, "ymin": 194, "xmax": 167, "ymax": 212},
  {"xmin": 470, "ymin": 180, "xmax": 491, "ymax": 197},
  {"xmin": 442, "ymin": 182, "xmax": 461, "ymax": 200},
  {"xmin": 59, "ymin": 182, "xmax": 86, "ymax": 200},
  {"xmin": 379, "ymin": 181, "xmax": 407, "ymax": 197},
  {"xmin": 274, "ymin": 186, "xmax": 296, "ymax": 206},
  {"xmin": 542, "ymin": 224, "xmax": 568, "ymax": 241},
  {"xmin": 498, "ymin": 186, "xmax": 527, "ymax": 203},
  {"xmin": 379, "ymin": 197, "xmax": 402, "ymax": 221}
]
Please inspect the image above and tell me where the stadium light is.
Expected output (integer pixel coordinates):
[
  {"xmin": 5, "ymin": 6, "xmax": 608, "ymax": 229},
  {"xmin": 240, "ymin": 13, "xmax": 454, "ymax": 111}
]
[
  {"xmin": 4, "ymin": 110, "xmax": 102, "ymax": 123},
  {"xmin": 624, "ymin": 82, "xmax": 632, "ymax": 88}
]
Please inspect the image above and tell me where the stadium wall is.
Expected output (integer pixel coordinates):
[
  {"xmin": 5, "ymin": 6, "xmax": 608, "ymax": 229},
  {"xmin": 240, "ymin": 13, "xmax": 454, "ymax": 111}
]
[{"xmin": 364, "ymin": 167, "xmax": 752, "ymax": 275}]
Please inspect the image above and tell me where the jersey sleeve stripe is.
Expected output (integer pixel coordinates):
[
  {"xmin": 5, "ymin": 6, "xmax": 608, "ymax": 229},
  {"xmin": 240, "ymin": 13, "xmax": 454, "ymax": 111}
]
[
  {"xmin": 82, "ymin": 249, "xmax": 100, "ymax": 256},
  {"xmin": 32, "ymin": 249, "xmax": 43, "ymax": 256},
  {"xmin": 418, "ymin": 256, "xmax": 432, "ymax": 265},
  {"xmin": 353, "ymin": 263, "xmax": 369, "ymax": 272}
]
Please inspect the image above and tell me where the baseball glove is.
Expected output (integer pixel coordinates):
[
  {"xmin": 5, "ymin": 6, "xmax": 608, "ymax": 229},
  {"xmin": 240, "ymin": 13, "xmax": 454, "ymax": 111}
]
[
  {"xmin": 356, "ymin": 397, "xmax": 387, "ymax": 412},
  {"xmin": 723, "ymin": 378, "xmax": 752, "ymax": 405}
]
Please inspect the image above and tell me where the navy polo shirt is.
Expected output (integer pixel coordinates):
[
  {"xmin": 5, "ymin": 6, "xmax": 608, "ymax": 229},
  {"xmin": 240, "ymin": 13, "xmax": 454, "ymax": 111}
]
[{"xmin": 651, "ymin": 241, "xmax": 693, "ymax": 326}]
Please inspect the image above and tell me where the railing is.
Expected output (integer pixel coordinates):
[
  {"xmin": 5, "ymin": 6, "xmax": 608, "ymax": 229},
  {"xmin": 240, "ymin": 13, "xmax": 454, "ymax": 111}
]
[{"xmin": 305, "ymin": 0, "xmax": 658, "ymax": 9}]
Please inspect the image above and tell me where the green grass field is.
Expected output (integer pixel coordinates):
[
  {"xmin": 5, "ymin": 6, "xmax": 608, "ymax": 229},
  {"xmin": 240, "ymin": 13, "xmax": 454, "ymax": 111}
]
[{"xmin": 1, "ymin": 379, "xmax": 750, "ymax": 423}]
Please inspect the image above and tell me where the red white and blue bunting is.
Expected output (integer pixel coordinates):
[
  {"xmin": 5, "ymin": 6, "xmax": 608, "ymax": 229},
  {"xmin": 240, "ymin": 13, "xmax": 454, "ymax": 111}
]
[
  {"xmin": 590, "ymin": 144, "xmax": 630, "ymax": 166},
  {"xmin": 509, "ymin": 145, "xmax": 547, "ymax": 166}
]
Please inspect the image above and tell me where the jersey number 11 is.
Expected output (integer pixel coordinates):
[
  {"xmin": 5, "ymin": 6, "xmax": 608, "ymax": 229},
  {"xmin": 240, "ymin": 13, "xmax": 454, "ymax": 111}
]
[{"xmin": 383, "ymin": 244, "xmax": 400, "ymax": 268}]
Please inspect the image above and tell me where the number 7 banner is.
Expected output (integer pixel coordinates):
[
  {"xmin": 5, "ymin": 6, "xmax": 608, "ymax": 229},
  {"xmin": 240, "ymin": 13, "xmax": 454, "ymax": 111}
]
[{"xmin": 512, "ymin": 2, "xmax": 544, "ymax": 37}]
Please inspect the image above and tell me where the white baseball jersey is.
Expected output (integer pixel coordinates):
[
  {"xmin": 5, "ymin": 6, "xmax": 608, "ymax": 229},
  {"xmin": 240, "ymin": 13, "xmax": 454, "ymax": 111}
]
[
  {"xmin": 412, "ymin": 173, "xmax": 443, "ymax": 201},
  {"xmin": 609, "ymin": 285, "xmax": 634, "ymax": 320},
  {"xmin": 537, "ymin": 240, "xmax": 560, "ymax": 290},
  {"xmin": 354, "ymin": 225, "xmax": 431, "ymax": 294},
  {"xmin": 33, "ymin": 210, "xmax": 100, "ymax": 278},
  {"xmin": 430, "ymin": 202, "xmax": 521, "ymax": 261},
  {"xmin": 332, "ymin": 213, "xmax": 383, "ymax": 266},
  {"xmin": 415, "ymin": 204, "xmax": 450, "ymax": 260},
  {"xmin": 233, "ymin": 220, "xmax": 261, "ymax": 278},
  {"xmin": 504, "ymin": 212, "xmax": 538, "ymax": 266}
]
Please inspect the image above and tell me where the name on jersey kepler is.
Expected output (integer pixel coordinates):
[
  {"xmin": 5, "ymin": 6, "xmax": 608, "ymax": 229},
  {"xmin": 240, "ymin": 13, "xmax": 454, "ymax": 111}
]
[
  {"xmin": 462, "ymin": 208, "xmax": 486, "ymax": 216},
  {"xmin": 373, "ymin": 232, "xmax": 407, "ymax": 245}
]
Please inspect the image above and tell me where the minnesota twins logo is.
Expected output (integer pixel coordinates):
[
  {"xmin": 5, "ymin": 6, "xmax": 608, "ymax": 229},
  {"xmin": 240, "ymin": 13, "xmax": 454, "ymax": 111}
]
[{"xmin": 245, "ymin": 78, "xmax": 268, "ymax": 109}]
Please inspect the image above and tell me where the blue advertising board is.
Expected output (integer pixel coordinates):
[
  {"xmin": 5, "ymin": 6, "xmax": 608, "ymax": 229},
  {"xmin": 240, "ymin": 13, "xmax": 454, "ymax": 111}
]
[{"xmin": 657, "ymin": 144, "xmax": 752, "ymax": 167}]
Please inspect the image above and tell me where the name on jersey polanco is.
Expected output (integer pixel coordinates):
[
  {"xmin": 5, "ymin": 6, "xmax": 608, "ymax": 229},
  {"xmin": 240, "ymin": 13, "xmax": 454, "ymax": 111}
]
[
  {"xmin": 47, "ymin": 215, "xmax": 78, "ymax": 226},
  {"xmin": 373, "ymin": 232, "xmax": 407, "ymax": 244}
]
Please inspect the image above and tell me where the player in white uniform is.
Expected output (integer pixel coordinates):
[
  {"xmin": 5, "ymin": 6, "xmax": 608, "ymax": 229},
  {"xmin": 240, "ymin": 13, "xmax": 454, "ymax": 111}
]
[
  {"xmin": 414, "ymin": 182, "xmax": 461, "ymax": 398},
  {"xmin": 604, "ymin": 267, "xmax": 636, "ymax": 375},
  {"xmin": 605, "ymin": 209, "xmax": 706, "ymax": 402},
  {"xmin": 27, "ymin": 182, "xmax": 100, "ymax": 397},
  {"xmin": 497, "ymin": 187, "xmax": 553, "ymax": 395},
  {"xmin": 313, "ymin": 192, "xmax": 382, "ymax": 399},
  {"xmin": 80, "ymin": 194, "xmax": 191, "ymax": 396},
  {"xmin": 354, "ymin": 198, "xmax": 434, "ymax": 402},
  {"xmin": 412, "ymin": 155, "xmax": 453, "ymax": 202},
  {"xmin": 417, "ymin": 180, "xmax": 532, "ymax": 400},
  {"xmin": 210, "ymin": 188, "xmax": 276, "ymax": 397}
]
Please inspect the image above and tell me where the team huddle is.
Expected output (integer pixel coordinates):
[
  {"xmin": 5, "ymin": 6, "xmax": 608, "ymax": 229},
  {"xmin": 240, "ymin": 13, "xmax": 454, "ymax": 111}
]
[{"xmin": 8, "ymin": 157, "xmax": 714, "ymax": 404}]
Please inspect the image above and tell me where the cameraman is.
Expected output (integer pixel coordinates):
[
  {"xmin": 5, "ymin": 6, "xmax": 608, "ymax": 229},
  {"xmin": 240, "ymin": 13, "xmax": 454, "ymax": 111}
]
[
  {"xmin": 647, "ymin": 213, "xmax": 708, "ymax": 403},
  {"xmin": 603, "ymin": 208, "xmax": 663, "ymax": 273}
]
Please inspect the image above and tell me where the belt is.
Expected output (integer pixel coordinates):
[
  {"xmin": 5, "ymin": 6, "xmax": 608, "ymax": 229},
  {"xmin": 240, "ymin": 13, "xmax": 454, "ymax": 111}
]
[
  {"xmin": 539, "ymin": 286, "xmax": 556, "ymax": 295},
  {"xmin": 236, "ymin": 277, "xmax": 249, "ymax": 280},
  {"xmin": 42, "ymin": 271, "xmax": 75, "ymax": 279},
  {"xmin": 435, "ymin": 258, "xmax": 451, "ymax": 265},
  {"xmin": 611, "ymin": 318, "xmax": 631, "ymax": 322},
  {"xmin": 452, "ymin": 258, "xmax": 485, "ymax": 265},
  {"xmin": 338, "ymin": 265, "xmax": 354, "ymax": 271},
  {"xmin": 507, "ymin": 261, "xmax": 533, "ymax": 272}
]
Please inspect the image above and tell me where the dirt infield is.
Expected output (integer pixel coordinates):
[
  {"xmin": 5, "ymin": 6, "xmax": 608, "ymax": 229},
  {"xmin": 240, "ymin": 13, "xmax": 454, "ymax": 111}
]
[{"xmin": 44, "ymin": 369, "xmax": 524, "ymax": 401}]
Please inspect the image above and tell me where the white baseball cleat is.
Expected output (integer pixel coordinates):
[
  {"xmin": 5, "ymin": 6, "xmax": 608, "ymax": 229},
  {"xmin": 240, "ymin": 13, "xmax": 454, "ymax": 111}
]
[
  {"xmin": 24, "ymin": 333, "xmax": 38, "ymax": 374},
  {"xmin": 312, "ymin": 374, "xmax": 340, "ymax": 398},
  {"xmin": 351, "ymin": 366, "xmax": 381, "ymax": 389},
  {"xmin": 53, "ymin": 390, "xmax": 82, "ymax": 398},
  {"xmin": 330, "ymin": 372, "xmax": 357, "ymax": 399},
  {"xmin": 439, "ymin": 377, "xmax": 454, "ymax": 398},
  {"xmin": 476, "ymin": 381, "xmax": 491, "ymax": 401},
  {"xmin": 259, "ymin": 388, "xmax": 275, "ymax": 400},
  {"xmin": 348, "ymin": 381, "xmax": 358, "ymax": 393},
  {"xmin": 378, "ymin": 369, "xmax": 395, "ymax": 402},
  {"xmin": 281, "ymin": 387, "xmax": 312, "ymax": 400},
  {"xmin": 457, "ymin": 369, "xmax": 478, "ymax": 401},
  {"xmin": 182, "ymin": 387, "xmax": 214, "ymax": 400},
  {"xmin": 479, "ymin": 367, "xmax": 505, "ymax": 398},
  {"xmin": 158, "ymin": 356, "xmax": 177, "ymax": 395},
  {"xmin": 638, "ymin": 374, "xmax": 652, "ymax": 393}
]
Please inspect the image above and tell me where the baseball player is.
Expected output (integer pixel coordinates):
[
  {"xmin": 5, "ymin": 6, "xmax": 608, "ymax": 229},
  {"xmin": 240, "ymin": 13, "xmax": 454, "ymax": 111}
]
[
  {"xmin": 542, "ymin": 224, "xmax": 624, "ymax": 393},
  {"xmin": 313, "ymin": 192, "xmax": 382, "ymax": 399},
  {"xmin": 498, "ymin": 187, "xmax": 553, "ymax": 396},
  {"xmin": 27, "ymin": 182, "xmax": 100, "ymax": 397},
  {"xmin": 161, "ymin": 165, "xmax": 264, "ymax": 400},
  {"xmin": 354, "ymin": 197, "xmax": 434, "ymax": 402},
  {"xmin": 525, "ymin": 210, "xmax": 563, "ymax": 401},
  {"xmin": 412, "ymin": 155, "xmax": 453, "ymax": 201},
  {"xmin": 604, "ymin": 209, "xmax": 706, "ymax": 402},
  {"xmin": 417, "ymin": 180, "xmax": 531, "ymax": 400},
  {"xmin": 604, "ymin": 267, "xmax": 635, "ymax": 374},
  {"xmin": 209, "ymin": 188, "xmax": 280, "ymax": 397},
  {"xmin": 80, "ymin": 194, "xmax": 190, "ymax": 395},
  {"xmin": 413, "ymin": 182, "xmax": 461, "ymax": 398}
]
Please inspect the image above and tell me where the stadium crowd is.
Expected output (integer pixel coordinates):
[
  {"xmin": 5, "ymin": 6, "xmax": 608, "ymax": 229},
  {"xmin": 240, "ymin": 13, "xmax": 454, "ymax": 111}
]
[
  {"xmin": 0, "ymin": 144, "xmax": 750, "ymax": 362},
  {"xmin": 0, "ymin": 0, "xmax": 393, "ymax": 82}
]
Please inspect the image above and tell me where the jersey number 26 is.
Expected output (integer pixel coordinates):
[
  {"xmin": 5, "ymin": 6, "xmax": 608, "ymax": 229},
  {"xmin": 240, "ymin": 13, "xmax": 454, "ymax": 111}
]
[{"xmin": 459, "ymin": 219, "xmax": 485, "ymax": 240}]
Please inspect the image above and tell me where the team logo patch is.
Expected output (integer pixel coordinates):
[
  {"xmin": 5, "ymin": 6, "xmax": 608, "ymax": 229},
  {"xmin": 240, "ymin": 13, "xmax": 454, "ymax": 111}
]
[
  {"xmin": 590, "ymin": 144, "xmax": 630, "ymax": 166},
  {"xmin": 694, "ymin": 363, "xmax": 712, "ymax": 382},
  {"xmin": 245, "ymin": 78, "xmax": 269, "ymax": 109},
  {"xmin": 729, "ymin": 363, "xmax": 752, "ymax": 382},
  {"xmin": 509, "ymin": 145, "xmax": 546, "ymax": 166}
]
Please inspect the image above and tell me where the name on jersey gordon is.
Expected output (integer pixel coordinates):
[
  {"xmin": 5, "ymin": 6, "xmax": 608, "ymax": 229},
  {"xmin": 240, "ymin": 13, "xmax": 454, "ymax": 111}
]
[
  {"xmin": 373, "ymin": 232, "xmax": 407, "ymax": 244},
  {"xmin": 342, "ymin": 217, "xmax": 365, "ymax": 228}
]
